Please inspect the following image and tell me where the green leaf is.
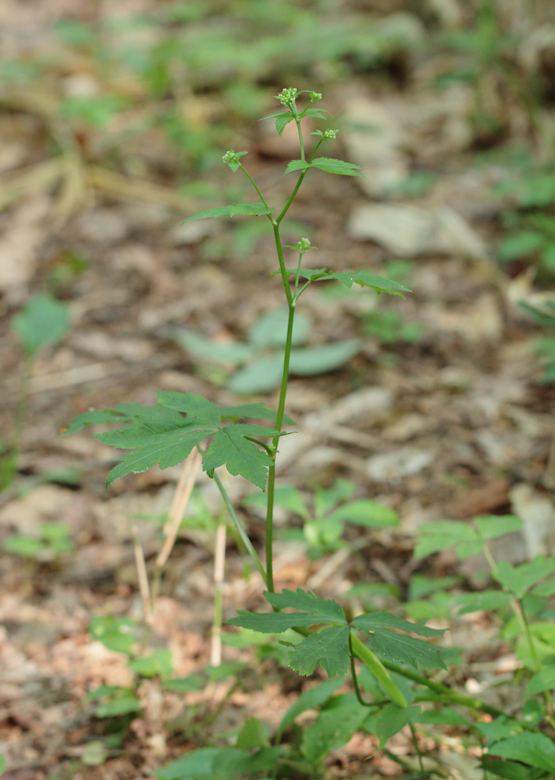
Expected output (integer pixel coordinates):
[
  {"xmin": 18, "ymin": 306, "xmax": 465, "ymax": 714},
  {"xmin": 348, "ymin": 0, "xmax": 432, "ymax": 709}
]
[
  {"xmin": 105, "ymin": 429, "xmax": 208, "ymax": 486},
  {"xmin": 329, "ymin": 500, "xmax": 399, "ymax": 528},
  {"xmin": 228, "ymin": 355, "xmax": 284, "ymax": 394},
  {"xmin": 498, "ymin": 231, "xmax": 545, "ymax": 261},
  {"xmin": 301, "ymin": 698, "xmax": 368, "ymax": 766},
  {"xmin": 236, "ymin": 717, "xmax": 270, "ymax": 749},
  {"xmin": 278, "ymin": 267, "xmax": 410, "ymax": 297},
  {"xmin": 524, "ymin": 666, "xmax": 555, "ymax": 699},
  {"xmin": 156, "ymin": 392, "xmax": 221, "ymax": 427},
  {"xmin": 243, "ymin": 485, "xmax": 309, "ymax": 517},
  {"xmin": 492, "ymin": 732, "xmax": 555, "ymax": 772},
  {"xmin": 310, "ymin": 157, "xmax": 364, "ymax": 177},
  {"xmin": 3, "ymin": 535, "xmax": 45, "ymax": 558},
  {"xmin": 276, "ymin": 678, "xmax": 345, "ymax": 741},
  {"xmin": 376, "ymin": 704, "xmax": 421, "ymax": 751},
  {"xmin": 475, "ymin": 515, "xmax": 523, "ymax": 540},
  {"xmin": 479, "ymin": 760, "xmax": 533, "ymax": 780},
  {"xmin": 128, "ymin": 649, "xmax": 173, "ymax": 679},
  {"xmin": 314, "ymin": 479, "xmax": 354, "ymax": 517},
  {"xmin": 266, "ymin": 589, "xmax": 347, "ymax": 622},
  {"xmin": 182, "ymin": 203, "xmax": 274, "ymax": 222},
  {"xmin": 203, "ymin": 426, "xmax": 275, "ymax": 490},
  {"xmin": 285, "ymin": 159, "xmax": 311, "ymax": 175},
  {"xmin": 154, "ymin": 747, "xmax": 221, "ymax": 779},
  {"xmin": 520, "ymin": 301, "xmax": 555, "ymax": 328},
  {"xmin": 96, "ymin": 696, "xmax": 142, "ymax": 717},
  {"xmin": 493, "ymin": 557, "xmax": 555, "ymax": 599},
  {"xmin": 0, "ymin": 754, "xmax": 6, "ymax": 775},
  {"xmin": 414, "ymin": 521, "xmax": 479, "ymax": 560},
  {"xmin": 227, "ymin": 589, "xmax": 346, "ymax": 633},
  {"xmin": 63, "ymin": 408, "xmax": 130, "ymax": 435},
  {"xmin": 456, "ymin": 591, "xmax": 513, "ymax": 615},
  {"xmin": 289, "ymin": 340, "xmax": 361, "ymax": 375},
  {"xmin": 288, "ymin": 625, "xmax": 351, "ymax": 678},
  {"xmin": 414, "ymin": 707, "xmax": 469, "ymax": 726},
  {"xmin": 351, "ymin": 612, "xmax": 446, "ymax": 670},
  {"xmin": 219, "ymin": 403, "xmax": 295, "ymax": 426},
  {"xmin": 89, "ymin": 616, "xmax": 137, "ymax": 654},
  {"xmin": 172, "ymin": 329, "xmax": 253, "ymax": 365},
  {"xmin": 81, "ymin": 741, "xmax": 108, "ymax": 767},
  {"xmin": 163, "ymin": 674, "xmax": 205, "ymax": 693},
  {"xmin": 249, "ymin": 307, "xmax": 310, "ymax": 348},
  {"xmin": 12, "ymin": 294, "xmax": 70, "ymax": 358}
]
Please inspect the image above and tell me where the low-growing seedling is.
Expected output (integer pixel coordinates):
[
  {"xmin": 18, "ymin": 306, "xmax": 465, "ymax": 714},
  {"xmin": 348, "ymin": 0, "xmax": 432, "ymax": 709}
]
[
  {"xmin": 63, "ymin": 89, "xmax": 555, "ymax": 778},
  {"xmin": 243, "ymin": 479, "xmax": 398, "ymax": 558},
  {"xmin": 1, "ymin": 294, "xmax": 70, "ymax": 491}
]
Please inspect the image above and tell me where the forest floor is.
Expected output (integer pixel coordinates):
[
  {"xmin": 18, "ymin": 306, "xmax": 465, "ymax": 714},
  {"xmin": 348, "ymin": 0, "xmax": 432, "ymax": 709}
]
[{"xmin": 1, "ymin": 1, "xmax": 555, "ymax": 779}]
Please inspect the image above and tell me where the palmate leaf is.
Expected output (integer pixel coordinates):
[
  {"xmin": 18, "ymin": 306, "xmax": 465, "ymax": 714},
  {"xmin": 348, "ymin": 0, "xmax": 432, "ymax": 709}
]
[
  {"xmin": 493, "ymin": 557, "xmax": 555, "ymax": 599},
  {"xmin": 203, "ymin": 425, "xmax": 276, "ymax": 490},
  {"xmin": 182, "ymin": 203, "xmax": 274, "ymax": 223},
  {"xmin": 351, "ymin": 612, "xmax": 446, "ymax": 670},
  {"xmin": 227, "ymin": 588, "xmax": 347, "ymax": 634},
  {"xmin": 288, "ymin": 625, "xmax": 351, "ymax": 678}
]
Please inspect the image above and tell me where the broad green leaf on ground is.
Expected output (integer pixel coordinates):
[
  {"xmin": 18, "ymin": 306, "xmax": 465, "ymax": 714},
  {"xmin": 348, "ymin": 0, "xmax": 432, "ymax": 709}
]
[
  {"xmin": 376, "ymin": 704, "xmax": 421, "ymax": 751},
  {"xmin": 155, "ymin": 746, "xmax": 283, "ymax": 780},
  {"xmin": 127, "ymin": 649, "xmax": 173, "ymax": 679},
  {"xmin": 524, "ymin": 666, "xmax": 555, "ymax": 699},
  {"xmin": 172, "ymin": 329, "xmax": 253, "ymax": 366},
  {"xmin": 351, "ymin": 612, "xmax": 446, "ymax": 670},
  {"xmin": 301, "ymin": 698, "xmax": 368, "ymax": 766},
  {"xmin": 228, "ymin": 355, "xmax": 285, "ymax": 394},
  {"xmin": 95, "ymin": 696, "xmax": 142, "ymax": 718},
  {"xmin": 155, "ymin": 748, "xmax": 221, "ymax": 779},
  {"xmin": 329, "ymin": 500, "xmax": 399, "ymax": 528},
  {"xmin": 227, "ymin": 589, "xmax": 346, "ymax": 634},
  {"xmin": 314, "ymin": 479, "xmax": 355, "ymax": 517},
  {"xmin": 183, "ymin": 203, "xmax": 274, "ymax": 222},
  {"xmin": 289, "ymin": 341, "xmax": 361, "ymax": 375},
  {"xmin": 493, "ymin": 557, "xmax": 555, "ymax": 599},
  {"xmin": 474, "ymin": 515, "xmax": 523, "ymax": 540},
  {"xmin": 249, "ymin": 308, "xmax": 311, "ymax": 349},
  {"xmin": 163, "ymin": 674, "xmax": 205, "ymax": 693},
  {"xmin": 12, "ymin": 294, "xmax": 70, "ymax": 357},
  {"xmin": 236, "ymin": 717, "xmax": 270, "ymax": 749},
  {"xmin": 456, "ymin": 591, "xmax": 513, "ymax": 615},
  {"xmin": 414, "ymin": 521, "xmax": 479, "ymax": 560},
  {"xmin": 479, "ymin": 760, "xmax": 532, "ymax": 780},
  {"xmin": 242, "ymin": 485, "xmax": 309, "ymax": 518},
  {"xmin": 491, "ymin": 732, "xmax": 555, "ymax": 772},
  {"xmin": 288, "ymin": 625, "xmax": 351, "ymax": 678},
  {"xmin": 276, "ymin": 678, "xmax": 345, "ymax": 740},
  {"xmin": 414, "ymin": 707, "xmax": 469, "ymax": 726}
]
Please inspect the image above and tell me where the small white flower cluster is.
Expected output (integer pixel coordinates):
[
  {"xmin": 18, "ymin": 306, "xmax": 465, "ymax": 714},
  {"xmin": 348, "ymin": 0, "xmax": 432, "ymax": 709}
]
[
  {"xmin": 324, "ymin": 128, "xmax": 339, "ymax": 139},
  {"xmin": 276, "ymin": 87, "xmax": 298, "ymax": 107},
  {"xmin": 297, "ymin": 237, "xmax": 312, "ymax": 252},
  {"xmin": 222, "ymin": 150, "xmax": 238, "ymax": 165}
]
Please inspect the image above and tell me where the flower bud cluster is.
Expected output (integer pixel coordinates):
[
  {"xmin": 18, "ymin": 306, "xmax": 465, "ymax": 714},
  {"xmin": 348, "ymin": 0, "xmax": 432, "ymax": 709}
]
[
  {"xmin": 297, "ymin": 237, "xmax": 312, "ymax": 252},
  {"xmin": 222, "ymin": 150, "xmax": 238, "ymax": 165},
  {"xmin": 324, "ymin": 128, "xmax": 339, "ymax": 139},
  {"xmin": 276, "ymin": 87, "xmax": 298, "ymax": 107}
]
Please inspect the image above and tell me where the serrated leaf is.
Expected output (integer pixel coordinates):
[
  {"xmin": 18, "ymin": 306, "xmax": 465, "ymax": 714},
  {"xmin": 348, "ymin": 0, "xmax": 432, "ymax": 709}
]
[
  {"xmin": 219, "ymin": 403, "xmax": 295, "ymax": 426},
  {"xmin": 301, "ymin": 698, "xmax": 368, "ymax": 765},
  {"xmin": 203, "ymin": 426, "xmax": 275, "ymax": 490},
  {"xmin": 227, "ymin": 610, "xmax": 333, "ymax": 633},
  {"xmin": 475, "ymin": 515, "xmax": 523, "ymax": 540},
  {"xmin": 288, "ymin": 625, "xmax": 350, "ymax": 678},
  {"xmin": 284, "ymin": 268, "xmax": 410, "ymax": 297},
  {"xmin": 329, "ymin": 500, "xmax": 399, "ymax": 528},
  {"xmin": 376, "ymin": 704, "xmax": 421, "ymax": 751},
  {"xmin": 156, "ymin": 392, "xmax": 221, "ymax": 427},
  {"xmin": 182, "ymin": 203, "xmax": 274, "ymax": 223},
  {"xmin": 276, "ymin": 114, "xmax": 294, "ymax": 135},
  {"xmin": 12, "ymin": 294, "xmax": 70, "ymax": 357},
  {"xmin": 310, "ymin": 157, "xmax": 364, "ymax": 177},
  {"xmin": 285, "ymin": 159, "xmax": 311, "ymax": 175},
  {"xmin": 276, "ymin": 678, "xmax": 345, "ymax": 740},
  {"xmin": 524, "ymin": 666, "xmax": 555, "ymax": 699},
  {"xmin": 492, "ymin": 732, "xmax": 555, "ymax": 772},
  {"xmin": 456, "ymin": 591, "xmax": 513, "ymax": 615},
  {"xmin": 352, "ymin": 612, "xmax": 446, "ymax": 670},
  {"xmin": 63, "ymin": 408, "xmax": 130, "ymax": 435},
  {"xmin": 493, "ymin": 557, "xmax": 555, "ymax": 599},
  {"xmin": 265, "ymin": 589, "xmax": 347, "ymax": 623}
]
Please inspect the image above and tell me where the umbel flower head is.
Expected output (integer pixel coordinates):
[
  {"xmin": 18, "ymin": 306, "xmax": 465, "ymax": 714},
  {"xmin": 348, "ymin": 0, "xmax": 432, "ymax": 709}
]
[{"xmin": 276, "ymin": 87, "xmax": 298, "ymax": 107}]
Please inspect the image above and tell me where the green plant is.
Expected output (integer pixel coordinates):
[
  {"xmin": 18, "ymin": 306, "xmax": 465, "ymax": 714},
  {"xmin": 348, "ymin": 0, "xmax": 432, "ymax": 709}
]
[
  {"xmin": 1, "ymin": 294, "xmax": 70, "ymax": 491},
  {"xmin": 243, "ymin": 479, "xmax": 398, "ymax": 558},
  {"xmin": 62, "ymin": 89, "xmax": 555, "ymax": 779}
]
